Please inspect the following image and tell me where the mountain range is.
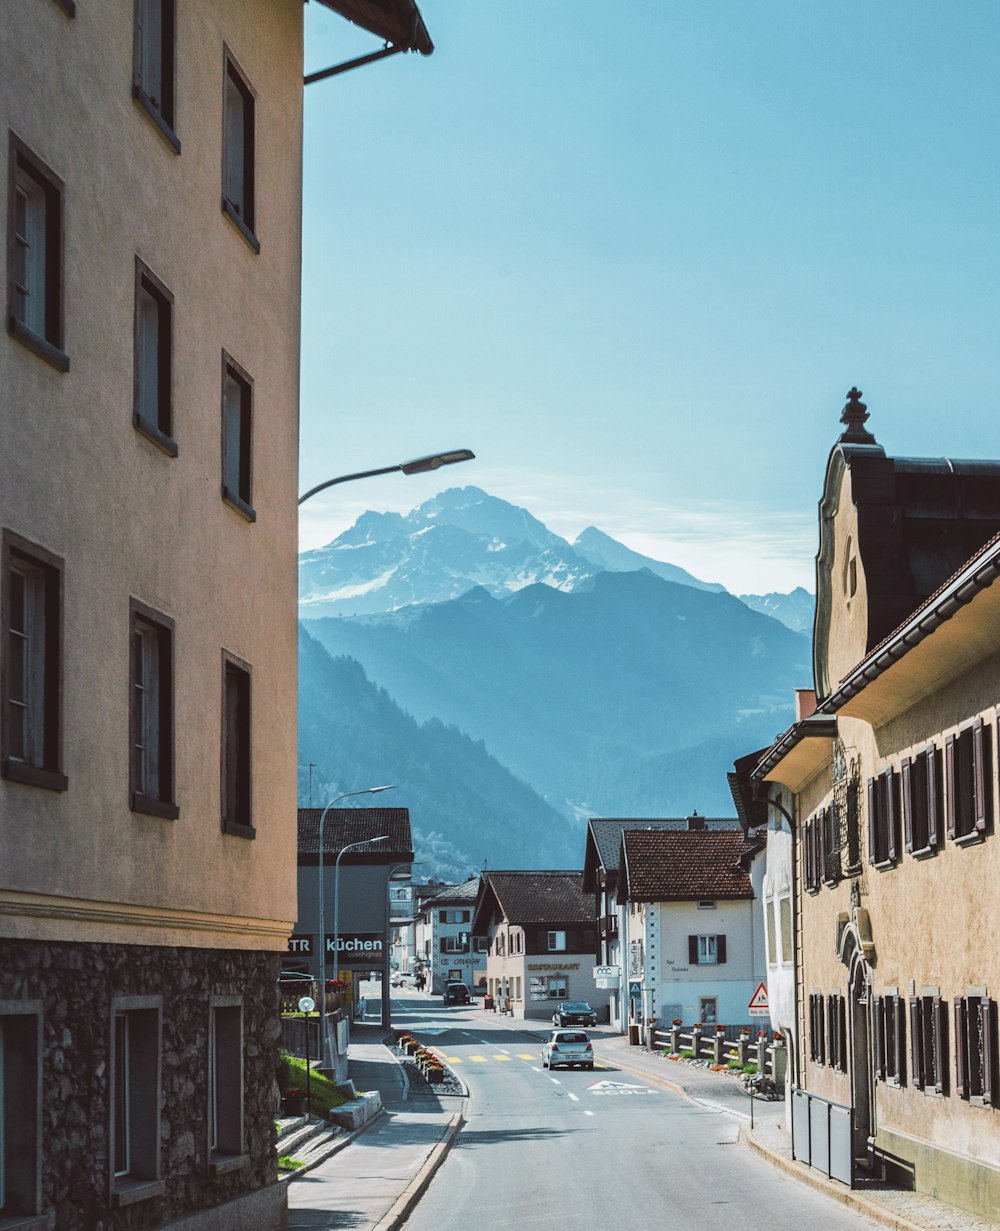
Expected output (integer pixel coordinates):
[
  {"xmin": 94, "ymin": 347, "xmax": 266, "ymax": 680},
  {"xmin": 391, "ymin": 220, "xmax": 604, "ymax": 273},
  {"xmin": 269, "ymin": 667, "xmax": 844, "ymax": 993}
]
[{"xmin": 298, "ymin": 487, "xmax": 814, "ymax": 876}]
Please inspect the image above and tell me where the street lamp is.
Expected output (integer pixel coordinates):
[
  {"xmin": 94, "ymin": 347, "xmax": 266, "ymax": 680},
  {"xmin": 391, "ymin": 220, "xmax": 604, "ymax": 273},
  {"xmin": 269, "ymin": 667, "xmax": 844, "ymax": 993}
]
[
  {"xmin": 298, "ymin": 449, "xmax": 475, "ymax": 505},
  {"xmin": 332, "ymin": 834, "xmax": 388, "ymax": 985}
]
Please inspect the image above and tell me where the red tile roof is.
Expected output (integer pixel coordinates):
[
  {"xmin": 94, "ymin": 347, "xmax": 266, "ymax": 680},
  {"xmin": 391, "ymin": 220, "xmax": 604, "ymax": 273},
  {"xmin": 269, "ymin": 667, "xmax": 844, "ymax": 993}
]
[
  {"xmin": 619, "ymin": 830, "xmax": 753, "ymax": 902},
  {"xmin": 474, "ymin": 871, "xmax": 590, "ymax": 928}
]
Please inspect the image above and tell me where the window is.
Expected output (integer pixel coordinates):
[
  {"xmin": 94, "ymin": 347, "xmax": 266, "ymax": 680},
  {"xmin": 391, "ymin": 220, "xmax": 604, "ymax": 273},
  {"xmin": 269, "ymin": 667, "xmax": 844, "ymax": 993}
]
[
  {"xmin": 221, "ymin": 353, "xmax": 254, "ymax": 519},
  {"xmin": 208, "ymin": 1000, "xmax": 244, "ymax": 1168},
  {"xmin": 222, "ymin": 49, "xmax": 257, "ymax": 250},
  {"xmin": 133, "ymin": 0, "xmax": 178, "ymax": 149},
  {"xmin": 133, "ymin": 260, "xmax": 175, "ymax": 454},
  {"xmin": 697, "ymin": 900, "xmax": 716, "ymax": 910},
  {"xmin": 530, "ymin": 976, "xmax": 568, "ymax": 1001},
  {"xmin": 845, "ymin": 777, "xmax": 861, "ymax": 872},
  {"xmin": 874, "ymin": 990, "xmax": 904, "ymax": 1086},
  {"xmin": 778, "ymin": 896, "xmax": 793, "ymax": 965},
  {"xmin": 547, "ymin": 930, "xmax": 567, "ymax": 952},
  {"xmin": 699, "ymin": 997, "xmax": 717, "ymax": 1026},
  {"xmin": 821, "ymin": 804, "xmax": 840, "ymax": 884},
  {"xmin": 946, "ymin": 719, "xmax": 992, "ymax": 843},
  {"xmin": 440, "ymin": 935, "xmax": 469, "ymax": 954},
  {"xmin": 902, "ymin": 745, "xmax": 941, "ymax": 857},
  {"xmin": 689, "ymin": 934, "xmax": 726, "ymax": 965},
  {"xmin": 221, "ymin": 653, "xmax": 252, "ymax": 837},
  {"xmin": 2, "ymin": 533, "xmax": 66, "ymax": 791},
  {"xmin": 111, "ymin": 999, "xmax": 163, "ymax": 1203},
  {"xmin": 809, "ymin": 993, "xmax": 826, "ymax": 1065},
  {"xmin": 439, "ymin": 910, "xmax": 470, "ymax": 924},
  {"xmin": 909, "ymin": 989, "xmax": 948, "ymax": 1095},
  {"xmin": 867, "ymin": 768, "xmax": 901, "ymax": 868},
  {"xmin": 765, "ymin": 899, "xmax": 777, "ymax": 966},
  {"xmin": 129, "ymin": 601, "xmax": 177, "ymax": 818},
  {"xmin": 474, "ymin": 936, "xmax": 490, "ymax": 953},
  {"xmin": 827, "ymin": 992, "xmax": 847, "ymax": 1072},
  {"xmin": 954, "ymin": 991, "xmax": 998, "ymax": 1107},
  {"xmin": 7, "ymin": 136, "xmax": 67, "ymax": 370},
  {"xmin": 0, "ymin": 1003, "xmax": 42, "ymax": 1219}
]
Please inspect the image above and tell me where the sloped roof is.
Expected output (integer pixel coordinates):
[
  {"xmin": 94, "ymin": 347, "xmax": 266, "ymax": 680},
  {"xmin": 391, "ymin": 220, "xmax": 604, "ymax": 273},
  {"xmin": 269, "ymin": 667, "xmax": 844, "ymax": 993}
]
[
  {"xmin": 473, "ymin": 871, "xmax": 591, "ymax": 931},
  {"xmin": 618, "ymin": 830, "xmax": 753, "ymax": 903},
  {"xmin": 314, "ymin": 0, "xmax": 433, "ymax": 54},
  {"xmin": 419, "ymin": 876, "xmax": 480, "ymax": 910},
  {"xmin": 297, "ymin": 808, "xmax": 413, "ymax": 863},
  {"xmin": 583, "ymin": 816, "xmax": 741, "ymax": 892}
]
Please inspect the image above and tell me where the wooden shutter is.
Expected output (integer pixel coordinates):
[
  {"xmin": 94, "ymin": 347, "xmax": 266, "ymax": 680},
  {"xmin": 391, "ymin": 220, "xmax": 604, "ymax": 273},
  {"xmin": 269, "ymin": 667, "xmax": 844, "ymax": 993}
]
[
  {"xmin": 945, "ymin": 734, "xmax": 957, "ymax": 840},
  {"xmin": 973, "ymin": 716, "xmax": 988, "ymax": 832},
  {"xmin": 874, "ymin": 997, "xmax": 886, "ymax": 1081},
  {"xmin": 867, "ymin": 778, "xmax": 877, "ymax": 865},
  {"xmin": 901, "ymin": 756, "xmax": 913, "ymax": 854},
  {"xmin": 886, "ymin": 769, "xmax": 898, "ymax": 863},
  {"xmin": 927, "ymin": 747, "xmax": 940, "ymax": 848},
  {"xmin": 716, "ymin": 934, "xmax": 727, "ymax": 964},
  {"xmin": 688, "ymin": 935, "xmax": 698, "ymax": 964},
  {"xmin": 984, "ymin": 998, "xmax": 998, "ymax": 1108},
  {"xmin": 817, "ymin": 812, "xmax": 827, "ymax": 884},
  {"xmin": 933, "ymin": 996, "xmax": 947, "ymax": 1094},
  {"xmin": 809, "ymin": 995, "xmax": 817, "ymax": 1061},
  {"xmin": 909, "ymin": 998, "xmax": 924, "ymax": 1090},
  {"xmin": 839, "ymin": 995, "xmax": 848, "ymax": 1071},
  {"xmin": 893, "ymin": 993, "xmax": 905, "ymax": 1085},
  {"xmin": 955, "ymin": 997, "xmax": 967, "ymax": 1100}
]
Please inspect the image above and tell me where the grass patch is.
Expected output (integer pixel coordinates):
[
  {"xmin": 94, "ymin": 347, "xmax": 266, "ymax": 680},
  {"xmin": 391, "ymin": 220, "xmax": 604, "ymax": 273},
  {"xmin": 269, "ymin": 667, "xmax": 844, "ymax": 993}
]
[
  {"xmin": 278, "ymin": 1155, "xmax": 305, "ymax": 1171},
  {"xmin": 678, "ymin": 1049, "xmax": 694, "ymax": 1059},
  {"xmin": 742, "ymin": 1063, "xmax": 759, "ymax": 1074},
  {"xmin": 277, "ymin": 1051, "xmax": 348, "ymax": 1113},
  {"xmin": 727, "ymin": 1060, "xmax": 743, "ymax": 1069}
]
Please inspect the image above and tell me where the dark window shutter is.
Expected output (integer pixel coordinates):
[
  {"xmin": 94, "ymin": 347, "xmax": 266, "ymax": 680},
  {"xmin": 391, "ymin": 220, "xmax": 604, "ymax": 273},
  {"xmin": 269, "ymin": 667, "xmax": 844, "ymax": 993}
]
[
  {"xmin": 688, "ymin": 935, "xmax": 698, "ymax": 964},
  {"xmin": 933, "ymin": 996, "xmax": 948, "ymax": 1094},
  {"xmin": 886, "ymin": 769, "xmax": 899, "ymax": 863},
  {"xmin": 927, "ymin": 748, "xmax": 940, "ymax": 848},
  {"xmin": 839, "ymin": 995, "xmax": 848, "ymax": 1071},
  {"xmin": 901, "ymin": 756, "xmax": 913, "ymax": 854},
  {"xmin": 893, "ymin": 993, "xmax": 905, "ymax": 1086},
  {"xmin": 984, "ymin": 998, "xmax": 998, "ymax": 1108},
  {"xmin": 828, "ymin": 804, "xmax": 840, "ymax": 881},
  {"xmin": 973, "ymin": 717, "xmax": 988, "ymax": 832},
  {"xmin": 945, "ymin": 735, "xmax": 957, "ymax": 840},
  {"xmin": 867, "ymin": 778, "xmax": 877, "ymax": 865},
  {"xmin": 716, "ymin": 934, "xmax": 726, "ymax": 964},
  {"xmin": 808, "ymin": 995, "xmax": 817, "ymax": 1061},
  {"xmin": 955, "ymin": 997, "xmax": 967, "ymax": 1100},
  {"xmin": 817, "ymin": 813, "xmax": 827, "ymax": 884},
  {"xmin": 909, "ymin": 998, "xmax": 924, "ymax": 1090},
  {"xmin": 874, "ymin": 997, "xmax": 886, "ymax": 1081}
]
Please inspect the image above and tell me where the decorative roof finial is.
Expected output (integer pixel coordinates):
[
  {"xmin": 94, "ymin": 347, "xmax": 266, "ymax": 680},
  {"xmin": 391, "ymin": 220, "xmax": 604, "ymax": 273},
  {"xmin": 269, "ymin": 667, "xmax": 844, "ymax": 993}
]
[{"xmin": 838, "ymin": 386, "xmax": 877, "ymax": 445}]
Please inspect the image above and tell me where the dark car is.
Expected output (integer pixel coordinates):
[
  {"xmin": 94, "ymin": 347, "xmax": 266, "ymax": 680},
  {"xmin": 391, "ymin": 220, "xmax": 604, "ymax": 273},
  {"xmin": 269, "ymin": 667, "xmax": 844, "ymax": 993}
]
[
  {"xmin": 443, "ymin": 982, "xmax": 471, "ymax": 1005},
  {"xmin": 552, "ymin": 1001, "xmax": 598, "ymax": 1027}
]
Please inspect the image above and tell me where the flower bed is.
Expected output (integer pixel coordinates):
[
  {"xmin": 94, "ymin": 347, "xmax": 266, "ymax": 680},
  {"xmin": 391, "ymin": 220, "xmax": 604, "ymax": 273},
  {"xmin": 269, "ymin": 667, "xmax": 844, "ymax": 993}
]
[{"xmin": 386, "ymin": 1032, "xmax": 464, "ymax": 1096}]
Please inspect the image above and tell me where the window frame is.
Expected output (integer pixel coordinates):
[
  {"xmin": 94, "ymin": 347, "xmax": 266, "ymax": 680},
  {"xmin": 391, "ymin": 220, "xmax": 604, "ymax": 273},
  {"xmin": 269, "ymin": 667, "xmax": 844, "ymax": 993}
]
[
  {"xmin": 689, "ymin": 933, "xmax": 726, "ymax": 965},
  {"xmin": 129, "ymin": 598, "xmax": 177, "ymax": 820},
  {"xmin": 954, "ymin": 989, "xmax": 998, "ymax": 1108},
  {"xmin": 132, "ymin": 0, "xmax": 180, "ymax": 152},
  {"xmin": 133, "ymin": 257, "xmax": 177, "ymax": 456},
  {"xmin": 547, "ymin": 930, "xmax": 567, "ymax": 952},
  {"xmin": 208, "ymin": 996, "xmax": 247, "ymax": 1173},
  {"xmin": 6, "ymin": 134, "xmax": 68, "ymax": 372},
  {"xmin": 0, "ymin": 1001, "xmax": 43, "ymax": 1222},
  {"xmin": 902, "ymin": 744, "xmax": 941, "ymax": 859},
  {"xmin": 1, "ymin": 531, "xmax": 67, "ymax": 791},
  {"xmin": 910, "ymin": 988, "xmax": 948, "ymax": 1096},
  {"xmin": 946, "ymin": 719, "xmax": 992, "ymax": 846},
  {"xmin": 220, "ymin": 350, "xmax": 255, "ymax": 520},
  {"xmin": 874, "ymin": 989, "xmax": 905, "ymax": 1088},
  {"xmin": 867, "ymin": 767, "xmax": 901, "ymax": 869},
  {"xmin": 221, "ymin": 47, "xmax": 259, "ymax": 252},
  {"xmin": 221, "ymin": 650, "xmax": 253, "ymax": 839},
  {"xmin": 109, "ymin": 996, "xmax": 164, "ymax": 1207}
]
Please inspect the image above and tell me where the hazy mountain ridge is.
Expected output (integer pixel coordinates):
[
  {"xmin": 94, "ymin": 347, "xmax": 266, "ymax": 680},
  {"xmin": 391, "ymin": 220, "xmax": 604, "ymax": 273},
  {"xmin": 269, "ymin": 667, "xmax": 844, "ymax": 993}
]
[{"xmin": 738, "ymin": 586, "xmax": 815, "ymax": 633}]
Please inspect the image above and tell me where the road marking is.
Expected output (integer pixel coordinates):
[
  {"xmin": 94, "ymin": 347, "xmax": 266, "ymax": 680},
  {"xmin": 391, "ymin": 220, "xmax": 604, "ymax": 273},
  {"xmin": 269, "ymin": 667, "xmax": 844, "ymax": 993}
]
[
  {"xmin": 469, "ymin": 1056, "xmax": 487, "ymax": 1063},
  {"xmin": 493, "ymin": 1055, "xmax": 512, "ymax": 1061},
  {"xmin": 442, "ymin": 1056, "xmax": 463, "ymax": 1064},
  {"xmin": 568, "ymin": 1092, "xmax": 579, "ymax": 1101},
  {"xmin": 531, "ymin": 1066, "xmax": 542, "ymax": 1072},
  {"xmin": 550, "ymin": 1078, "xmax": 561, "ymax": 1085},
  {"xmin": 517, "ymin": 1053, "xmax": 536, "ymax": 1060},
  {"xmin": 584, "ymin": 1110, "xmax": 595, "ymax": 1116}
]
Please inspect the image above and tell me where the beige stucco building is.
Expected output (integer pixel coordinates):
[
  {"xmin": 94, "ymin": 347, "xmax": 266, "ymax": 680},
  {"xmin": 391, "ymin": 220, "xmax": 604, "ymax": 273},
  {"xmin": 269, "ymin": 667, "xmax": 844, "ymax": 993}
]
[
  {"xmin": 747, "ymin": 390, "xmax": 1000, "ymax": 1219},
  {"xmin": 1, "ymin": 0, "xmax": 304, "ymax": 1225}
]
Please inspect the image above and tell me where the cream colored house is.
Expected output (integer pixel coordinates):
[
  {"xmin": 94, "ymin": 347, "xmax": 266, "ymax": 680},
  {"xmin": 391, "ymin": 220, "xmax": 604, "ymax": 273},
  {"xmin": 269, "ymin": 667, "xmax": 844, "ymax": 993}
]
[
  {"xmin": 0, "ymin": 0, "xmax": 309, "ymax": 1225},
  {"xmin": 747, "ymin": 389, "xmax": 1000, "ymax": 1218}
]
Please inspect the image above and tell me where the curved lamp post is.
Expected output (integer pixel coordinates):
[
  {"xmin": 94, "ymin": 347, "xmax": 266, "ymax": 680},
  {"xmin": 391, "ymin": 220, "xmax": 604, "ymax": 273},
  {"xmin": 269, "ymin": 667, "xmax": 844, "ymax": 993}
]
[{"xmin": 298, "ymin": 449, "xmax": 475, "ymax": 505}]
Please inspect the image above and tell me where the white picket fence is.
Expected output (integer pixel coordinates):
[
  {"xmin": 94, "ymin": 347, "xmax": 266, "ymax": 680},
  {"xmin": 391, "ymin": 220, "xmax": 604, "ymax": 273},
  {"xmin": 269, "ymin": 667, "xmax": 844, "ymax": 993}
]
[{"xmin": 649, "ymin": 1023, "xmax": 787, "ymax": 1086}]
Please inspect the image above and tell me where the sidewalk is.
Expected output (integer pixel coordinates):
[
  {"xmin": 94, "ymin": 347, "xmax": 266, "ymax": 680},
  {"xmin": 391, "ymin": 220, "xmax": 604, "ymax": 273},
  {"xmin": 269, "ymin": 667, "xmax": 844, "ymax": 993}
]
[
  {"xmin": 286, "ymin": 1024, "xmax": 463, "ymax": 1231},
  {"xmin": 478, "ymin": 1009, "xmax": 996, "ymax": 1231}
]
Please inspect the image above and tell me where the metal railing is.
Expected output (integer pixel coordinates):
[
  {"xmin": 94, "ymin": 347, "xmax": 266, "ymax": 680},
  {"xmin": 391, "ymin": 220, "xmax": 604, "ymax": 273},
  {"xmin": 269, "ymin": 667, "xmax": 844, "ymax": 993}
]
[{"xmin": 790, "ymin": 1087, "xmax": 854, "ymax": 1185}]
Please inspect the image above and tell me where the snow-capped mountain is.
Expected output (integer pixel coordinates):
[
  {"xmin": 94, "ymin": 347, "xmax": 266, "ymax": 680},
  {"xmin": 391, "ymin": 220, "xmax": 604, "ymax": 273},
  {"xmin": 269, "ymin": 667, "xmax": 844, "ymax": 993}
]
[
  {"xmin": 738, "ymin": 586, "xmax": 815, "ymax": 634},
  {"xmin": 572, "ymin": 526, "xmax": 725, "ymax": 593}
]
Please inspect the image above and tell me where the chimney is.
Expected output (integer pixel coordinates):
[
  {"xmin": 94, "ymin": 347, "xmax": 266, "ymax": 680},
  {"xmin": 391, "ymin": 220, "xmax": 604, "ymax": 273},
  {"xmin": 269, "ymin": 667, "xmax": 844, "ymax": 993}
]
[{"xmin": 795, "ymin": 689, "xmax": 817, "ymax": 721}]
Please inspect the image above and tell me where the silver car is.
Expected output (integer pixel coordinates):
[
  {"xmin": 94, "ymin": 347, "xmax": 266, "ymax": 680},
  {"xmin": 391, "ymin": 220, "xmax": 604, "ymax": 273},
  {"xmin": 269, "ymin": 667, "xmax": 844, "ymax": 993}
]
[{"xmin": 542, "ymin": 1029, "xmax": 594, "ymax": 1071}]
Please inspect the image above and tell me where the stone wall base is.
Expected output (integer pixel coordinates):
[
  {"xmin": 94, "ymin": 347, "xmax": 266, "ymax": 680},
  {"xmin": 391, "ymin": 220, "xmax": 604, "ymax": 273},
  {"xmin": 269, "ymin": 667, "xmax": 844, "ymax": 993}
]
[
  {"xmin": 159, "ymin": 1182, "xmax": 287, "ymax": 1231},
  {"xmin": 876, "ymin": 1125, "xmax": 1000, "ymax": 1223}
]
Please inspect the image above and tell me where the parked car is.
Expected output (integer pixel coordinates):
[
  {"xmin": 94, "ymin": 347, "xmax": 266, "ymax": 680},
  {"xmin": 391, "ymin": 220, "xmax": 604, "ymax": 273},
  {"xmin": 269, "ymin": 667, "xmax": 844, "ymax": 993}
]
[
  {"xmin": 443, "ymin": 982, "xmax": 471, "ymax": 1005},
  {"xmin": 552, "ymin": 1001, "xmax": 598, "ymax": 1028},
  {"xmin": 390, "ymin": 971, "xmax": 416, "ymax": 988},
  {"xmin": 542, "ymin": 1030, "xmax": 594, "ymax": 1070}
]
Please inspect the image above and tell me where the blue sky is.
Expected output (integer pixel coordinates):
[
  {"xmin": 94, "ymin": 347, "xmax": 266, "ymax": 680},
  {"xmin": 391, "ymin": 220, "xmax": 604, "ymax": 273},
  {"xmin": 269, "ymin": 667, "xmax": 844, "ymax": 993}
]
[{"xmin": 298, "ymin": 1, "xmax": 1000, "ymax": 593}]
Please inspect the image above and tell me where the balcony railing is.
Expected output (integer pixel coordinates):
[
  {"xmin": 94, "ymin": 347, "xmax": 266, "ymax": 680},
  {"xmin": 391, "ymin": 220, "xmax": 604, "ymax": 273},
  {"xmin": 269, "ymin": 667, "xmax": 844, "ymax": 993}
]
[{"xmin": 599, "ymin": 914, "xmax": 618, "ymax": 937}]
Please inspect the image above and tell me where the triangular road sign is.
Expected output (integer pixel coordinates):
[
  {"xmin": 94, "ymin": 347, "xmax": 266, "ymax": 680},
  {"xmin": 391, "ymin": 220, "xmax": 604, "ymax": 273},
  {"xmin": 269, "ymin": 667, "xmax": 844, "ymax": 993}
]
[{"xmin": 748, "ymin": 982, "xmax": 769, "ymax": 1011}]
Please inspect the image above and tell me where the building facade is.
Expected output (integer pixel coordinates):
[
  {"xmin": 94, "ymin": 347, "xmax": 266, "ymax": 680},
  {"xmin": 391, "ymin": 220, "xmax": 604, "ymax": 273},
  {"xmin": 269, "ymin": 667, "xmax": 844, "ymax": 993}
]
[
  {"xmin": 412, "ymin": 878, "xmax": 487, "ymax": 994},
  {"xmin": 747, "ymin": 392, "xmax": 1000, "ymax": 1218},
  {"xmin": 0, "ymin": 1, "xmax": 304, "ymax": 1226},
  {"xmin": 616, "ymin": 828, "xmax": 765, "ymax": 1029},
  {"xmin": 473, "ymin": 872, "xmax": 609, "ymax": 1021}
]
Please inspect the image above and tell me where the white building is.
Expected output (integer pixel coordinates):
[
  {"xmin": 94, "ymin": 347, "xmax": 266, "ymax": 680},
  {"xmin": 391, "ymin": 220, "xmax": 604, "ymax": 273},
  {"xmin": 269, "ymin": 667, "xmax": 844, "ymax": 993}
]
[{"xmin": 413, "ymin": 878, "xmax": 487, "ymax": 994}]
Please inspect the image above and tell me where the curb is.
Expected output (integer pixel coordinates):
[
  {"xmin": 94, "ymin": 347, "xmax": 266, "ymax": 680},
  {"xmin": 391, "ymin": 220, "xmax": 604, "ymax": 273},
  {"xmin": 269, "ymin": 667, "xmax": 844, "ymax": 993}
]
[
  {"xmin": 741, "ymin": 1127, "xmax": 931, "ymax": 1231},
  {"xmin": 281, "ymin": 1108, "xmax": 385, "ymax": 1184},
  {"xmin": 370, "ymin": 1111, "xmax": 465, "ymax": 1231}
]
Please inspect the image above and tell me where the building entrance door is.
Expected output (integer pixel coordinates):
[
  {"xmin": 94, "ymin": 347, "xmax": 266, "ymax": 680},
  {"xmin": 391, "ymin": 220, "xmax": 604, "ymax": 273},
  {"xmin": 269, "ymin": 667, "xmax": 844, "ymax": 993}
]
[{"xmin": 849, "ymin": 957, "xmax": 873, "ymax": 1167}]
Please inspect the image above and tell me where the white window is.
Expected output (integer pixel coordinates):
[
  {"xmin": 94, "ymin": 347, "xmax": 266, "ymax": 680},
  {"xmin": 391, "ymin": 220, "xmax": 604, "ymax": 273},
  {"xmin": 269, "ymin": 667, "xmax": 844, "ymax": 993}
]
[
  {"xmin": 12, "ymin": 169, "xmax": 45, "ymax": 337},
  {"xmin": 779, "ymin": 895, "xmax": 793, "ymax": 965},
  {"xmin": 547, "ymin": 931, "xmax": 567, "ymax": 952},
  {"xmin": 697, "ymin": 935, "xmax": 717, "ymax": 965},
  {"xmin": 132, "ymin": 622, "xmax": 161, "ymax": 798},
  {"xmin": 7, "ymin": 560, "xmax": 46, "ymax": 767},
  {"xmin": 765, "ymin": 899, "xmax": 778, "ymax": 966}
]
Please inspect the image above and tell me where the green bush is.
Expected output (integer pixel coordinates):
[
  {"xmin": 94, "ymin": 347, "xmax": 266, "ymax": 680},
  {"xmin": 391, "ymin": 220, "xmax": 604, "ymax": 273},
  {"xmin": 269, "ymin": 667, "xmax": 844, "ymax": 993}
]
[
  {"xmin": 678, "ymin": 1049, "xmax": 694, "ymax": 1059},
  {"xmin": 742, "ymin": 1063, "xmax": 759, "ymax": 1074},
  {"xmin": 277, "ymin": 1052, "xmax": 347, "ymax": 1112},
  {"xmin": 278, "ymin": 1155, "xmax": 305, "ymax": 1171}
]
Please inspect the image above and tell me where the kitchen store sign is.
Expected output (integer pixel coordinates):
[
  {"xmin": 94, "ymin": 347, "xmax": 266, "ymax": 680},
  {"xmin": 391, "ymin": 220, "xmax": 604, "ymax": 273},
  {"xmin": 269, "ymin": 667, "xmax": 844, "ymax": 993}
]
[{"xmin": 288, "ymin": 933, "xmax": 385, "ymax": 963}]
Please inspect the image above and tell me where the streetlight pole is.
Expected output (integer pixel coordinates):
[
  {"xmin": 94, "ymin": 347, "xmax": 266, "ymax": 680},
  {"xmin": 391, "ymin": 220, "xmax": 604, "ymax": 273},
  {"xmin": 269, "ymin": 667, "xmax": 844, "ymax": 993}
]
[
  {"xmin": 332, "ymin": 834, "xmax": 388, "ymax": 984},
  {"xmin": 298, "ymin": 449, "xmax": 475, "ymax": 506}
]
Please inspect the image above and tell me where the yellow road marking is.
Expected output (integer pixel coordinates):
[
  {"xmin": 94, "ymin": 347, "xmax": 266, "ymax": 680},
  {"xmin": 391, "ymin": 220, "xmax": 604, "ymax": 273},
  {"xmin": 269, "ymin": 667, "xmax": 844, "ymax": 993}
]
[
  {"xmin": 469, "ymin": 1055, "xmax": 487, "ymax": 1063},
  {"xmin": 517, "ymin": 1053, "xmax": 536, "ymax": 1060},
  {"xmin": 493, "ymin": 1054, "xmax": 512, "ymax": 1061},
  {"xmin": 442, "ymin": 1056, "xmax": 463, "ymax": 1064}
]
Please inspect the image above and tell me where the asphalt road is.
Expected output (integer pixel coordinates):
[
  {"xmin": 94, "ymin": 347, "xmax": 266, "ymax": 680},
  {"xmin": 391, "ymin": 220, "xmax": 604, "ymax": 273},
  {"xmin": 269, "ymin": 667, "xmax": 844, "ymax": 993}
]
[{"xmin": 393, "ymin": 997, "xmax": 882, "ymax": 1231}]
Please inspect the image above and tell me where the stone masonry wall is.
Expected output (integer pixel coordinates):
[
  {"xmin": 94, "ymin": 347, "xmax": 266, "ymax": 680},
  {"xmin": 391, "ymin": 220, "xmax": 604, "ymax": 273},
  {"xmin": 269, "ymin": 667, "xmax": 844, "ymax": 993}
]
[{"xmin": 0, "ymin": 939, "xmax": 283, "ymax": 1231}]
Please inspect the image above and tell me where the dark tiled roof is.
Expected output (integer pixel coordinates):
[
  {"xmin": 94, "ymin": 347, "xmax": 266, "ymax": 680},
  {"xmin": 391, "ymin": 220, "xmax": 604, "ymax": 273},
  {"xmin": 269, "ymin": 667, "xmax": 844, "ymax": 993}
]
[
  {"xmin": 619, "ymin": 830, "xmax": 753, "ymax": 902},
  {"xmin": 480, "ymin": 871, "xmax": 591, "ymax": 926},
  {"xmin": 419, "ymin": 877, "xmax": 480, "ymax": 909},
  {"xmin": 297, "ymin": 808, "xmax": 413, "ymax": 862},
  {"xmin": 587, "ymin": 817, "xmax": 739, "ymax": 872}
]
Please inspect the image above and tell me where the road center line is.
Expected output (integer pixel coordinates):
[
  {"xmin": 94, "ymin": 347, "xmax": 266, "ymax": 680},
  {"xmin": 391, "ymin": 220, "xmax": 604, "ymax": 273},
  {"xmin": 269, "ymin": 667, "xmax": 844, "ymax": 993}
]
[
  {"xmin": 584, "ymin": 1109, "xmax": 595, "ymax": 1116},
  {"xmin": 550, "ymin": 1077, "xmax": 561, "ymax": 1084},
  {"xmin": 568, "ymin": 1092, "xmax": 579, "ymax": 1101}
]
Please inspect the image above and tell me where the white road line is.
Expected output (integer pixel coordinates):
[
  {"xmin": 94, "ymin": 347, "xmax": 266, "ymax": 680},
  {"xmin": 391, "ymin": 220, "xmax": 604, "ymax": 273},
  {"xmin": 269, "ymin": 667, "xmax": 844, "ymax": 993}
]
[
  {"xmin": 531, "ymin": 1066, "xmax": 542, "ymax": 1072},
  {"xmin": 550, "ymin": 1077, "xmax": 561, "ymax": 1085},
  {"xmin": 499, "ymin": 1047, "xmax": 511, "ymax": 1054},
  {"xmin": 568, "ymin": 1092, "xmax": 579, "ymax": 1101},
  {"xmin": 584, "ymin": 1109, "xmax": 595, "ymax": 1116}
]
